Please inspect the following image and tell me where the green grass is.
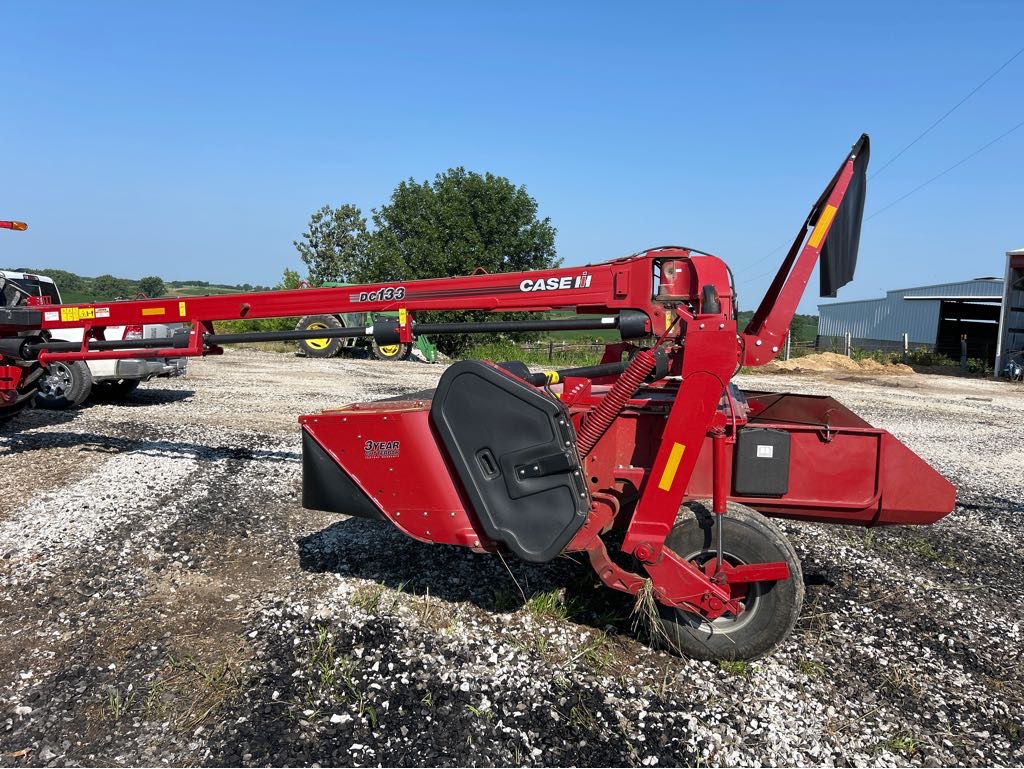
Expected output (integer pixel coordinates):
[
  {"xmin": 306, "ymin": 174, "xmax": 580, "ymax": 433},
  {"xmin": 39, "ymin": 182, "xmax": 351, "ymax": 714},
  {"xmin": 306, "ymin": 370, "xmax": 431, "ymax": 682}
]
[
  {"xmin": 718, "ymin": 660, "xmax": 754, "ymax": 678},
  {"xmin": 875, "ymin": 728, "xmax": 919, "ymax": 756},
  {"xmin": 465, "ymin": 340, "xmax": 602, "ymax": 367},
  {"xmin": 523, "ymin": 590, "xmax": 570, "ymax": 621}
]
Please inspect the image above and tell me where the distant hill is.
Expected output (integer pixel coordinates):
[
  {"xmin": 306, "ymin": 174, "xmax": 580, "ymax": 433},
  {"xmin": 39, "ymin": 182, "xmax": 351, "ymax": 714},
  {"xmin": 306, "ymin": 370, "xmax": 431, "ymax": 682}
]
[{"xmin": 5, "ymin": 267, "xmax": 272, "ymax": 304}]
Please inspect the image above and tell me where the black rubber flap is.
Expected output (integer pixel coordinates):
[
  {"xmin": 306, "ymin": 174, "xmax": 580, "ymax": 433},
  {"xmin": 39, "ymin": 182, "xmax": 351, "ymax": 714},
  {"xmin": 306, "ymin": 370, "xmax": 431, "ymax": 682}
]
[
  {"xmin": 733, "ymin": 427, "xmax": 791, "ymax": 497},
  {"xmin": 430, "ymin": 360, "xmax": 588, "ymax": 562},
  {"xmin": 819, "ymin": 134, "xmax": 870, "ymax": 298},
  {"xmin": 302, "ymin": 429, "xmax": 385, "ymax": 520}
]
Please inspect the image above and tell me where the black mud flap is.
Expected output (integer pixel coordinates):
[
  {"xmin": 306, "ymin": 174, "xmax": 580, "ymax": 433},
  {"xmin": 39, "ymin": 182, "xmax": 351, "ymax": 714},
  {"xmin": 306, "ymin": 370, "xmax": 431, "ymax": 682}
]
[
  {"xmin": 733, "ymin": 427, "xmax": 791, "ymax": 497},
  {"xmin": 430, "ymin": 360, "xmax": 589, "ymax": 563},
  {"xmin": 302, "ymin": 429, "xmax": 385, "ymax": 520}
]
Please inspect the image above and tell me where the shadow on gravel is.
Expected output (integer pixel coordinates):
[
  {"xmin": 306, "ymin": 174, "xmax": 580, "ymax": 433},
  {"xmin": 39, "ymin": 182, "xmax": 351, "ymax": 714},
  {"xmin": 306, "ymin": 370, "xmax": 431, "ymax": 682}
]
[
  {"xmin": 88, "ymin": 387, "xmax": 196, "ymax": 407},
  {"xmin": 297, "ymin": 517, "xmax": 636, "ymax": 633},
  {"xmin": 0, "ymin": 427, "xmax": 299, "ymax": 463}
]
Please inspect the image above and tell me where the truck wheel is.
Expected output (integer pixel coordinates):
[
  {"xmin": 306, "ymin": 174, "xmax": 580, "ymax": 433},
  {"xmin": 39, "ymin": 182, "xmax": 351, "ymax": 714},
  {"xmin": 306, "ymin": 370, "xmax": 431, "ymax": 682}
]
[
  {"xmin": 36, "ymin": 360, "xmax": 93, "ymax": 410},
  {"xmin": 654, "ymin": 502, "xmax": 804, "ymax": 661},
  {"xmin": 371, "ymin": 340, "xmax": 412, "ymax": 361},
  {"xmin": 295, "ymin": 315, "xmax": 343, "ymax": 358}
]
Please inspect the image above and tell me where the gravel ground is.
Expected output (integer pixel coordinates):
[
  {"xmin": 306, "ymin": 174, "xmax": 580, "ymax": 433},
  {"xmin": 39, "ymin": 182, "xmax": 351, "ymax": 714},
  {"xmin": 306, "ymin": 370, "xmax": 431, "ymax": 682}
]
[{"xmin": 1, "ymin": 349, "xmax": 1022, "ymax": 767}]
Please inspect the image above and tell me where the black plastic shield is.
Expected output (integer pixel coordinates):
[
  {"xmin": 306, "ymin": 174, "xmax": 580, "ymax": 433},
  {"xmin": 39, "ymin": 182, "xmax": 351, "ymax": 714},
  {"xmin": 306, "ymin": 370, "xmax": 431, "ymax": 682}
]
[
  {"xmin": 819, "ymin": 134, "xmax": 870, "ymax": 297},
  {"xmin": 429, "ymin": 360, "xmax": 589, "ymax": 563}
]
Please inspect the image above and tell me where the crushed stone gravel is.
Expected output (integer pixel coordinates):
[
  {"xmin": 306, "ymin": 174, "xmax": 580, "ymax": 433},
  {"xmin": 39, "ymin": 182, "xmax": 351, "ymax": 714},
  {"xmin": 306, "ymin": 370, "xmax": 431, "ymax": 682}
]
[{"xmin": 1, "ymin": 350, "xmax": 1021, "ymax": 767}]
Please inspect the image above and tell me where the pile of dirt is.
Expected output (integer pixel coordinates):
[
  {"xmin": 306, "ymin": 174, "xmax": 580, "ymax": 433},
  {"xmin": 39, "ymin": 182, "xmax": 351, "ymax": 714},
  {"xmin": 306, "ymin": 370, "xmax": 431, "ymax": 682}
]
[{"xmin": 762, "ymin": 352, "xmax": 913, "ymax": 375}]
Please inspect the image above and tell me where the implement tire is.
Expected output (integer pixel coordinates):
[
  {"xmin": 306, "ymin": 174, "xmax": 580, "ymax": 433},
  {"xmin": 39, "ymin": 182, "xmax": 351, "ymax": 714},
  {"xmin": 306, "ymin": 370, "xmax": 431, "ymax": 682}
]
[
  {"xmin": 655, "ymin": 501, "xmax": 804, "ymax": 661},
  {"xmin": 296, "ymin": 315, "xmax": 343, "ymax": 358}
]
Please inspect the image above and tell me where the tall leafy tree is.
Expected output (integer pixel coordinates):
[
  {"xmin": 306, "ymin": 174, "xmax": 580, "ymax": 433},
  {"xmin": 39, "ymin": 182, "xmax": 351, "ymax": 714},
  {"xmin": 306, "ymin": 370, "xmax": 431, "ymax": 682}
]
[
  {"xmin": 137, "ymin": 275, "xmax": 165, "ymax": 297},
  {"xmin": 293, "ymin": 204, "xmax": 370, "ymax": 286},
  {"xmin": 367, "ymin": 168, "xmax": 559, "ymax": 354}
]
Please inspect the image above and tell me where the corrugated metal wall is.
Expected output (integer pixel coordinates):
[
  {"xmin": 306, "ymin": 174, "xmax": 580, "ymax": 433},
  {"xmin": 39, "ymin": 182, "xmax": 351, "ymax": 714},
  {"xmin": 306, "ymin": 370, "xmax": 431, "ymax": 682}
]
[
  {"xmin": 818, "ymin": 278, "xmax": 1004, "ymax": 347},
  {"xmin": 817, "ymin": 297, "xmax": 941, "ymax": 344},
  {"xmin": 901, "ymin": 279, "xmax": 1002, "ymax": 298}
]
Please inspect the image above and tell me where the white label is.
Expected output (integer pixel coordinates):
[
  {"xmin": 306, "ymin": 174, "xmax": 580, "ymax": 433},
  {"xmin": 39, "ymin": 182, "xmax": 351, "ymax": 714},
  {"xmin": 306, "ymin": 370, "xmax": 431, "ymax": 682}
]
[
  {"xmin": 96, "ymin": 307, "xmax": 110, "ymax": 318},
  {"xmin": 44, "ymin": 311, "xmax": 59, "ymax": 321},
  {"xmin": 756, "ymin": 444, "xmax": 774, "ymax": 459}
]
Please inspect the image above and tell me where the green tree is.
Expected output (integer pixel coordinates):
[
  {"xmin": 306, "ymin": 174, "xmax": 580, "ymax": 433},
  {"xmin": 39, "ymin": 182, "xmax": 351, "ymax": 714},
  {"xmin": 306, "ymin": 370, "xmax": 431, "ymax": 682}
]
[
  {"xmin": 277, "ymin": 267, "xmax": 303, "ymax": 290},
  {"xmin": 366, "ymin": 168, "xmax": 558, "ymax": 354},
  {"xmin": 91, "ymin": 274, "xmax": 134, "ymax": 299},
  {"xmin": 137, "ymin": 275, "xmax": 165, "ymax": 297},
  {"xmin": 293, "ymin": 204, "xmax": 369, "ymax": 285}
]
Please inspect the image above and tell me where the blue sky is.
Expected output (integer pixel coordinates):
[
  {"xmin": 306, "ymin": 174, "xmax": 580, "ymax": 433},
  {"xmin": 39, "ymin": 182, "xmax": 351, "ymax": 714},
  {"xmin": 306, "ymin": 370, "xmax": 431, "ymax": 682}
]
[{"xmin": 2, "ymin": 1, "xmax": 1022, "ymax": 313}]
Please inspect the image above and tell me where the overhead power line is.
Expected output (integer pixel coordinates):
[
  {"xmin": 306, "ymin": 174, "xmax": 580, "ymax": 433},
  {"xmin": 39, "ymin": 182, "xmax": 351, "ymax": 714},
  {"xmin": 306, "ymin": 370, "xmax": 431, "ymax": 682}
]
[
  {"xmin": 870, "ymin": 44, "xmax": 1024, "ymax": 179},
  {"xmin": 866, "ymin": 116, "xmax": 1024, "ymax": 221},
  {"xmin": 734, "ymin": 44, "xmax": 1024, "ymax": 276},
  {"xmin": 737, "ymin": 116, "xmax": 1024, "ymax": 287}
]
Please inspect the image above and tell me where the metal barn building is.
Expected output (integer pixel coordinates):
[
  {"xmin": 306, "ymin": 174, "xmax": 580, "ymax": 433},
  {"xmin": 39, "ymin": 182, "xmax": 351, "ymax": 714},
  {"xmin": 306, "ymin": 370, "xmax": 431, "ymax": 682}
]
[
  {"xmin": 818, "ymin": 277, "xmax": 1004, "ymax": 363},
  {"xmin": 995, "ymin": 248, "xmax": 1024, "ymax": 374}
]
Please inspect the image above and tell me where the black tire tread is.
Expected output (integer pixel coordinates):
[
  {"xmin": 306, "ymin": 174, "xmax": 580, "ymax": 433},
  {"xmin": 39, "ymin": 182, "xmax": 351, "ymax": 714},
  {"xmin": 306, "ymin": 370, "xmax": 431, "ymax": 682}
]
[
  {"xmin": 296, "ymin": 315, "xmax": 343, "ymax": 358},
  {"xmin": 655, "ymin": 501, "xmax": 804, "ymax": 661}
]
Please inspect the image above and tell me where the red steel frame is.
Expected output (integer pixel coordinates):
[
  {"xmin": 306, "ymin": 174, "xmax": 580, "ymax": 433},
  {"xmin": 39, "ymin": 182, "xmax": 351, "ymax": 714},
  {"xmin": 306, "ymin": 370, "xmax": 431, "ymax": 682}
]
[{"xmin": 0, "ymin": 137, "xmax": 955, "ymax": 623}]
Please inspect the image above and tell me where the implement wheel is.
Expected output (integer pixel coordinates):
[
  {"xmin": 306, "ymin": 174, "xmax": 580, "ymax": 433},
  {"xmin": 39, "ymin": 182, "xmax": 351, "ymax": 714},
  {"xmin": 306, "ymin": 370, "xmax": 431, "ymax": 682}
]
[
  {"xmin": 371, "ymin": 339, "xmax": 412, "ymax": 361},
  {"xmin": 655, "ymin": 502, "xmax": 804, "ymax": 661},
  {"xmin": 295, "ymin": 315, "xmax": 343, "ymax": 358}
]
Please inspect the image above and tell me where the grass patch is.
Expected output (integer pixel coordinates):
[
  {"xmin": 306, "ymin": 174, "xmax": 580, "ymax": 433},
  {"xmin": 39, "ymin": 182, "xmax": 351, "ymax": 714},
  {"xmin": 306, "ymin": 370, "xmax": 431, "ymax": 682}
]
[
  {"xmin": 465, "ymin": 341, "xmax": 600, "ymax": 368},
  {"xmin": 798, "ymin": 659, "xmax": 826, "ymax": 677},
  {"xmin": 904, "ymin": 536, "xmax": 957, "ymax": 567},
  {"xmin": 574, "ymin": 632, "xmax": 617, "ymax": 672},
  {"xmin": 719, "ymin": 660, "xmax": 754, "ymax": 678},
  {"xmin": 877, "ymin": 664, "xmax": 923, "ymax": 696},
  {"xmin": 875, "ymin": 727, "xmax": 919, "ymax": 756},
  {"xmin": 350, "ymin": 582, "xmax": 401, "ymax": 614},
  {"xmin": 106, "ymin": 687, "xmax": 136, "ymax": 720},
  {"xmin": 166, "ymin": 649, "xmax": 244, "ymax": 729},
  {"xmin": 524, "ymin": 590, "xmax": 570, "ymax": 621}
]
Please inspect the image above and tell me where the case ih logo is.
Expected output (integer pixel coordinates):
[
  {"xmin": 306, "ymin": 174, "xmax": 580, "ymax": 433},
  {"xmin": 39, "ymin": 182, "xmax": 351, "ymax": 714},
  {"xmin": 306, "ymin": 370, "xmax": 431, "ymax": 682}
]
[
  {"xmin": 519, "ymin": 273, "xmax": 592, "ymax": 292},
  {"xmin": 364, "ymin": 440, "xmax": 400, "ymax": 459}
]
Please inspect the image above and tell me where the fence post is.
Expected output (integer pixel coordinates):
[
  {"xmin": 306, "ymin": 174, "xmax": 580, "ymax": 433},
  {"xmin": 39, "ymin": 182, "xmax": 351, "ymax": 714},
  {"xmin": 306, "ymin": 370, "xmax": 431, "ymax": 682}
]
[
  {"xmin": 960, "ymin": 334, "xmax": 968, "ymax": 369},
  {"xmin": 785, "ymin": 331, "xmax": 791, "ymax": 361},
  {"xmin": 548, "ymin": 341, "xmax": 553, "ymax": 362},
  {"xmin": 845, "ymin": 332, "xmax": 852, "ymax": 357},
  {"xmin": 902, "ymin": 332, "xmax": 909, "ymax": 362}
]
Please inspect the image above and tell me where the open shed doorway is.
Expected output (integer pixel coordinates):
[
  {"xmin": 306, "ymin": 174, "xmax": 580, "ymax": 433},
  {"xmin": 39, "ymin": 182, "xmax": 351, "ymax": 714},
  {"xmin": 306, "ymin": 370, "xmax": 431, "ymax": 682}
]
[{"xmin": 935, "ymin": 300, "xmax": 1000, "ymax": 364}]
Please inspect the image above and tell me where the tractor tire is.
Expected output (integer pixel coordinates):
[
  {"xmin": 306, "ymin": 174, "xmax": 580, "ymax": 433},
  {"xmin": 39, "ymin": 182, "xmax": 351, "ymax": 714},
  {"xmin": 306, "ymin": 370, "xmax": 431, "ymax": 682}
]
[
  {"xmin": 371, "ymin": 339, "xmax": 412, "ymax": 362},
  {"xmin": 36, "ymin": 360, "xmax": 93, "ymax": 410},
  {"xmin": 654, "ymin": 501, "xmax": 804, "ymax": 661},
  {"xmin": 93, "ymin": 378, "xmax": 141, "ymax": 400},
  {"xmin": 295, "ymin": 315, "xmax": 343, "ymax": 358}
]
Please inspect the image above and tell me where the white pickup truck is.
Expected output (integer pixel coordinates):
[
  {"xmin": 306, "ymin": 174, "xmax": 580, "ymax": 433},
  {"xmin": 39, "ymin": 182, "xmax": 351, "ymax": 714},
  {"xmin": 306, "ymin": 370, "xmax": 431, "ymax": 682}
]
[{"xmin": 0, "ymin": 269, "xmax": 186, "ymax": 409}]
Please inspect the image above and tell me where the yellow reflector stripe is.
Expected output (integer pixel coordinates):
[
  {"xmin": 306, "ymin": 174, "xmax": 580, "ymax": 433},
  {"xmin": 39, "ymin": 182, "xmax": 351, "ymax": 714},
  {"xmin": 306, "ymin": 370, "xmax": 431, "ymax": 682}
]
[
  {"xmin": 179, "ymin": 301, "xmax": 187, "ymax": 317},
  {"xmin": 657, "ymin": 442, "xmax": 686, "ymax": 491},
  {"xmin": 808, "ymin": 204, "xmax": 837, "ymax": 249},
  {"xmin": 142, "ymin": 307, "xmax": 166, "ymax": 316}
]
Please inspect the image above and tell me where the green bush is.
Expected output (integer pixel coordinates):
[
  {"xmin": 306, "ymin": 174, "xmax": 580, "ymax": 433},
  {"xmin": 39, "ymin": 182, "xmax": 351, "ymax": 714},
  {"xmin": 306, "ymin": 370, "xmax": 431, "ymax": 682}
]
[
  {"xmin": 904, "ymin": 348, "xmax": 957, "ymax": 367},
  {"xmin": 850, "ymin": 348, "xmax": 901, "ymax": 365},
  {"xmin": 966, "ymin": 358, "xmax": 991, "ymax": 375},
  {"xmin": 464, "ymin": 340, "xmax": 601, "ymax": 368},
  {"xmin": 213, "ymin": 317, "xmax": 299, "ymax": 334}
]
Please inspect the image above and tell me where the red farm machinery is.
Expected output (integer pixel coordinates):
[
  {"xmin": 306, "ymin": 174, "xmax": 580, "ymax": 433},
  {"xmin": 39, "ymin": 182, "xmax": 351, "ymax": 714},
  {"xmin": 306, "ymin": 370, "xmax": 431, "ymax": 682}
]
[{"xmin": 0, "ymin": 136, "xmax": 955, "ymax": 659}]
